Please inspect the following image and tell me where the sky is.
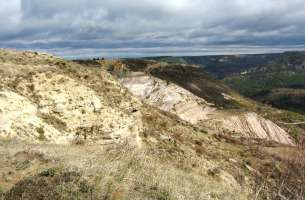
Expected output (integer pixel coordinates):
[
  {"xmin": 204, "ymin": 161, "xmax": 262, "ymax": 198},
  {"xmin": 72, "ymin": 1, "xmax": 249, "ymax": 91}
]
[{"xmin": 1, "ymin": 0, "xmax": 305, "ymax": 58}]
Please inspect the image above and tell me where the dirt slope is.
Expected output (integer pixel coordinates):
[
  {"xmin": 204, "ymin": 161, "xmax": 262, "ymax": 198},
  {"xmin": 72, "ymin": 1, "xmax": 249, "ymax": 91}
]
[
  {"xmin": 0, "ymin": 49, "xmax": 143, "ymax": 146},
  {"xmin": 120, "ymin": 72, "xmax": 216, "ymax": 124},
  {"xmin": 109, "ymin": 60, "xmax": 293, "ymax": 145}
]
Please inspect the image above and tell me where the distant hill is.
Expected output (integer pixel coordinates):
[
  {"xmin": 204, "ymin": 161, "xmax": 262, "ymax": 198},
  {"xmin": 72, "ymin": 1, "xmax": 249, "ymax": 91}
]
[
  {"xmin": 223, "ymin": 52, "xmax": 305, "ymax": 114},
  {"xmin": 146, "ymin": 53, "xmax": 281, "ymax": 78},
  {"xmin": 148, "ymin": 51, "xmax": 305, "ymax": 115}
]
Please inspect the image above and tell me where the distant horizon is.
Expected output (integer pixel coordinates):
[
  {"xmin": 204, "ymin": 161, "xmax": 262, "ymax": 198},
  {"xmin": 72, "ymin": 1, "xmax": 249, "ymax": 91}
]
[
  {"xmin": 0, "ymin": 47, "xmax": 305, "ymax": 60},
  {"xmin": 5, "ymin": 46, "xmax": 305, "ymax": 60}
]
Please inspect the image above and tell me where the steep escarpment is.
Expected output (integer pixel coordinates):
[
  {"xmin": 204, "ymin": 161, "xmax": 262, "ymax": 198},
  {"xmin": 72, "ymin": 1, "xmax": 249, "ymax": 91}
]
[
  {"xmin": 120, "ymin": 72, "xmax": 216, "ymax": 124},
  {"xmin": 112, "ymin": 60, "xmax": 293, "ymax": 145},
  {"xmin": 0, "ymin": 49, "xmax": 143, "ymax": 145},
  {"xmin": 121, "ymin": 59, "xmax": 238, "ymax": 109},
  {"xmin": 204, "ymin": 111, "xmax": 293, "ymax": 145},
  {"xmin": 0, "ymin": 90, "xmax": 73, "ymax": 144},
  {"xmin": 142, "ymin": 53, "xmax": 305, "ymax": 141}
]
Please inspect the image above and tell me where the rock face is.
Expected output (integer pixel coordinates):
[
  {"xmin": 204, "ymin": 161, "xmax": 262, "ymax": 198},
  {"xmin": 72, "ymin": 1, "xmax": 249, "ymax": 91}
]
[
  {"xmin": 119, "ymin": 72, "xmax": 293, "ymax": 145},
  {"xmin": 204, "ymin": 112, "xmax": 293, "ymax": 145},
  {"xmin": 0, "ymin": 90, "xmax": 73, "ymax": 144},
  {"xmin": 121, "ymin": 72, "xmax": 216, "ymax": 124},
  {"xmin": 0, "ymin": 49, "xmax": 143, "ymax": 145}
]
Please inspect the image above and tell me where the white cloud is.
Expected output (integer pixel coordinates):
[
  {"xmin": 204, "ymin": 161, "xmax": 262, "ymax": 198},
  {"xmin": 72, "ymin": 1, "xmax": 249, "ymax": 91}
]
[{"xmin": 0, "ymin": 0, "xmax": 21, "ymax": 32}]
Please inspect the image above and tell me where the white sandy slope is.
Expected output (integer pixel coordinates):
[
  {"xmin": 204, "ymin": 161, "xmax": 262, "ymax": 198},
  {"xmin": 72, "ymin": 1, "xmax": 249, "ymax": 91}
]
[
  {"xmin": 120, "ymin": 72, "xmax": 293, "ymax": 145},
  {"xmin": 121, "ymin": 72, "xmax": 216, "ymax": 124},
  {"xmin": 0, "ymin": 50, "xmax": 143, "ymax": 145},
  {"xmin": 0, "ymin": 90, "xmax": 73, "ymax": 144},
  {"xmin": 205, "ymin": 111, "xmax": 293, "ymax": 145}
]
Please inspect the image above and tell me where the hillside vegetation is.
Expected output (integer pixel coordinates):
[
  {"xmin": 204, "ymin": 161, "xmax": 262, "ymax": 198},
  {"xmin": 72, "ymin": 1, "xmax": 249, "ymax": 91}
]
[
  {"xmin": 148, "ymin": 51, "xmax": 305, "ymax": 119},
  {"xmin": 147, "ymin": 53, "xmax": 281, "ymax": 78},
  {"xmin": 223, "ymin": 52, "xmax": 305, "ymax": 115}
]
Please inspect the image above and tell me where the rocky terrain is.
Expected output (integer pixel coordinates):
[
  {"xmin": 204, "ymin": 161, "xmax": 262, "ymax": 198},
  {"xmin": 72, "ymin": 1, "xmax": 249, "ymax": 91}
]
[
  {"xmin": 0, "ymin": 50, "xmax": 143, "ymax": 146},
  {"xmin": 120, "ymin": 72, "xmax": 216, "ymax": 124},
  {"xmin": 0, "ymin": 49, "xmax": 304, "ymax": 200},
  {"xmin": 204, "ymin": 112, "xmax": 292, "ymax": 145},
  {"xmin": 113, "ymin": 60, "xmax": 294, "ymax": 145}
]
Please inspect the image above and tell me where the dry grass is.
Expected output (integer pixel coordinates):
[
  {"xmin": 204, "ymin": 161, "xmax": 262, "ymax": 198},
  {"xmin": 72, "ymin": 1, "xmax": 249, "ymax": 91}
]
[
  {"xmin": 251, "ymin": 143, "xmax": 305, "ymax": 200},
  {"xmin": 1, "ymin": 126, "xmax": 303, "ymax": 200},
  {"xmin": 271, "ymin": 144, "xmax": 305, "ymax": 200},
  {"xmin": 0, "ymin": 138, "xmax": 256, "ymax": 200}
]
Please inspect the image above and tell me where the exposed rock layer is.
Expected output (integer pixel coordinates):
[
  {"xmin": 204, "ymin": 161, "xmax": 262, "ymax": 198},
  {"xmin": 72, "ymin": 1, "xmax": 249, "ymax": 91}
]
[
  {"xmin": 121, "ymin": 72, "xmax": 216, "ymax": 124},
  {"xmin": 120, "ymin": 72, "xmax": 293, "ymax": 145},
  {"xmin": 0, "ymin": 49, "xmax": 143, "ymax": 145},
  {"xmin": 205, "ymin": 112, "xmax": 293, "ymax": 145}
]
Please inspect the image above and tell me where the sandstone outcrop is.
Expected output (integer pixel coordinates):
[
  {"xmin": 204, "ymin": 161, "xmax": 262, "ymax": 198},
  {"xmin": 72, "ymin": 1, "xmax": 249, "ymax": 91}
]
[
  {"xmin": 119, "ymin": 72, "xmax": 293, "ymax": 145},
  {"xmin": 0, "ymin": 49, "xmax": 143, "ymax": 145}
]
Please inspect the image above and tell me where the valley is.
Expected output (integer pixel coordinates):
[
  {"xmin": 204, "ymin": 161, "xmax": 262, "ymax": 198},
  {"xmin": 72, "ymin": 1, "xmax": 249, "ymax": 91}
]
[{"xmin": 148, "ymin": 51, "xmax": 305, "ymax": 117}]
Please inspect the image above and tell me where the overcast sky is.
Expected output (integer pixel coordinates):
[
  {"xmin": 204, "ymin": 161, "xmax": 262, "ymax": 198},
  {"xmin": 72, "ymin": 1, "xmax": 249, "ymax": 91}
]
[{"xmin": 1, "ymin": 0, "xmax": 305, "ymax": 58}]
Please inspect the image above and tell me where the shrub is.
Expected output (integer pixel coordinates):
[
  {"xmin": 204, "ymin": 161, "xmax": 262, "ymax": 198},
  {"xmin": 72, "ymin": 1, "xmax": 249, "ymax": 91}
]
[
  {"xmin": 15, "ymin": 160, "xmax": 31, "ymax": 171},
  {"xmin": 5, "ymin": 168, "xmax": 94, "ymax": 200},
  {"xmin": 0, "ymin": 187, "xmax": 4, "ymax": 199},
  {"xmin": 274, "ymin": 145, "xmax": 305, "ymax": 199},
  {"xmin": 37, "ymin": 127, "xmax": 46, "ymax": 141},
  {"xmin": 255, "ymin": 144, "xmax": 305, "ymax": 199}
]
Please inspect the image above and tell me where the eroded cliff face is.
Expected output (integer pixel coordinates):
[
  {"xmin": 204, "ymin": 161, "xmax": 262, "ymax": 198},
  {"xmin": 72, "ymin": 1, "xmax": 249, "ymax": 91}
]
[
  {"xmin": 121, "ymin": 72, "xmax": 216, "ymax": 124},
  {"xmin": 0, "ymin": 90, "xmax": 73, "ymax": 144},
  {"xmin": 119, "ymin": 72, "xmax": 293, "ymax": 145},
  {"xmin": 0, "ymin": 50, "xmax": 143, "ymax": 146},
  {"xmin": 204, "ymin": 112, "xmax": 293, "ymax": 145}
]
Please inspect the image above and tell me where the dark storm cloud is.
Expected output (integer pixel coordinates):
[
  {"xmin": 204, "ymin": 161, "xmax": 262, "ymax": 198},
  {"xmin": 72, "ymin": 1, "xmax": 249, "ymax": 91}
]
[{"xmin": 1, "ymin": 0, "xmax": 305, "ymax": 58}]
